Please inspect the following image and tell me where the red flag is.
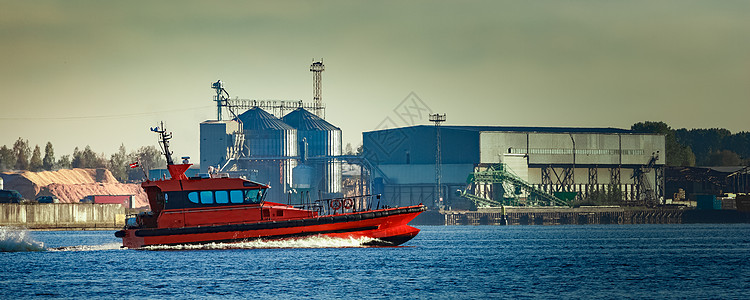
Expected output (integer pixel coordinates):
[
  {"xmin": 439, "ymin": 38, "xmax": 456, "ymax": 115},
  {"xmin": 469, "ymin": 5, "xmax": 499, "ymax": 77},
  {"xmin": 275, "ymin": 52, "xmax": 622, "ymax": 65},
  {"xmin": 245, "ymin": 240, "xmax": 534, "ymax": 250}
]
[{"xmin": 129, "ymin": 162, "xmax": 139, "ymax": 169}]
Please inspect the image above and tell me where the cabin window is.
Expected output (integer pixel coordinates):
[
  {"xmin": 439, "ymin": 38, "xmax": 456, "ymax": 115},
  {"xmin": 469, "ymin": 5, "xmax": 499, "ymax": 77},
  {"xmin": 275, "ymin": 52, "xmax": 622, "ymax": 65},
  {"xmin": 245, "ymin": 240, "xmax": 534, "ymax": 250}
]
[
  {"xmin": 230, "ymin": 190, "xmax": 244, "ymax": 204},
  {"xmin": 245, "ymin": 189, "xmax": 260, "ymax": 204},
  {"xmin": 188, "ymin": 192, "xmax": 199, "ymax": 204},
  {"xmin": 215, "ymin": 190, "xmax": 229, "ymax": 204},
  {"xmin": 258, "ymin": 189, "xmax": 266, "ymax": 202},
  {"xmin": 178, "ymin": 189, "xmax": 266, "ymax": 206},
  {"xmin": 200, "ymin": 191, "xmax": 213, "ymax": 204}
]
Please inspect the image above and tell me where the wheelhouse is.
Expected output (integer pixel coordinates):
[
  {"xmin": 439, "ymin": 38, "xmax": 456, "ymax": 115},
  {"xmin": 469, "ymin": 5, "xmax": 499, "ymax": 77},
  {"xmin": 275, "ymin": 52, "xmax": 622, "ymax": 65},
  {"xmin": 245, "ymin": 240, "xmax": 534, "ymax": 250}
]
[{"xmin": 142, "ymin": 176, "xmax": 270, "ymax": 213}]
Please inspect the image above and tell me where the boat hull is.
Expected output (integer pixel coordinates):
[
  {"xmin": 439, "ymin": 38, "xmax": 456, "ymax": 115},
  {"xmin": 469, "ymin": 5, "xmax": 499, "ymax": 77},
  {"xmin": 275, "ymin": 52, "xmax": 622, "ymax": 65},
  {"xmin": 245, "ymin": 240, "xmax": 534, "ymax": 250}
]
[{"xmin": 117, "ymin": 205, "xmax": 425, "ymax": 248}]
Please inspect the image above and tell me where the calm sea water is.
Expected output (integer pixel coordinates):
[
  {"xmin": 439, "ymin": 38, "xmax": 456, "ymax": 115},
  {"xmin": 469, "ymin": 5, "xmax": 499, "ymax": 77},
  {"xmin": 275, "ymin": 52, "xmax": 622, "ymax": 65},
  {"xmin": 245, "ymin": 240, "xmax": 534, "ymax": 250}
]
[{"xmin": 1, "ymin": 224, "xmax": 749, "ymax": 299}]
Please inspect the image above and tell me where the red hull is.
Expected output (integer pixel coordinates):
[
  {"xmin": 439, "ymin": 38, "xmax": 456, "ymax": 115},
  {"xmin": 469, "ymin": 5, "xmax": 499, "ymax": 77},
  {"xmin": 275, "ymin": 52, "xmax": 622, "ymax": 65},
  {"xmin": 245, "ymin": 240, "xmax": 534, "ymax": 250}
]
[{"xmin": 117, "ymin": 205, "xmax": 425, "ymax": 248}]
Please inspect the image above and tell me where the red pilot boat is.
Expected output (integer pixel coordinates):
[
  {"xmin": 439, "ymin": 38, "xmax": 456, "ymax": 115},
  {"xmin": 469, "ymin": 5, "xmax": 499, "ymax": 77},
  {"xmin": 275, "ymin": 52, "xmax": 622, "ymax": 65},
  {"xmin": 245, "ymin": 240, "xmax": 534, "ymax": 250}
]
[{"xmin": 115, "ymin": 125, "xmax": 425, "ymax": 248}]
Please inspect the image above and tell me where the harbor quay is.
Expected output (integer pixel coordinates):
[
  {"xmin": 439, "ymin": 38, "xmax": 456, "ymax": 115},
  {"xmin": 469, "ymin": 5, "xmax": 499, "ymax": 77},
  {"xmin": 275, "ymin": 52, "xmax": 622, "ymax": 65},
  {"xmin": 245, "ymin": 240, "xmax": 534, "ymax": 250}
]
[{"xmin": 412, "ymin": 207, "xmax": 750, "ymax": 226}]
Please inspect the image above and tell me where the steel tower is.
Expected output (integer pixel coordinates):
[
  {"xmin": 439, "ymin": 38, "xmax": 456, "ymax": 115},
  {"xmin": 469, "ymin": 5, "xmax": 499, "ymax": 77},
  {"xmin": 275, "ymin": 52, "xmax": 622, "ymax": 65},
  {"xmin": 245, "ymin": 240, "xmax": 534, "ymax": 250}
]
[
  {"xmin": 429, "ymin": 113, "xmax": 446, "ymax": 210},
  {"xmin": 211, "ymin": 80, "xmax": 229, "ymax": 121},
  {"xmin": 310, "ymin": 60, "xmax": 325, "ymax": 118}
]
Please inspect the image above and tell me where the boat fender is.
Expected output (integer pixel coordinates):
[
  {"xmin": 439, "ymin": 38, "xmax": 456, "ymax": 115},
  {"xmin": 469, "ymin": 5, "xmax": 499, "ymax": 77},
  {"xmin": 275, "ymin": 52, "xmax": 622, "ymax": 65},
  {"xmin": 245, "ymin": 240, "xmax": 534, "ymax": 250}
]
[
  {"xmin": 361, "ymin": 213, "xmax": 374, "ymax": 219},
  {"xmin": 114, "ymin": 230, "xmax": 126, "ymax": 238}
]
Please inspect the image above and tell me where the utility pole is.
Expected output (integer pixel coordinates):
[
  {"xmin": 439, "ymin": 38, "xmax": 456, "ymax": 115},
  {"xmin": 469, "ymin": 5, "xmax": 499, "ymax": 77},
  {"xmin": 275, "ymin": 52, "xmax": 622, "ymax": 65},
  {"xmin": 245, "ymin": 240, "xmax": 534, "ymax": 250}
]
[{"xmin": 429, "ymin": 113, "xmax": 446, "ymax": 210}]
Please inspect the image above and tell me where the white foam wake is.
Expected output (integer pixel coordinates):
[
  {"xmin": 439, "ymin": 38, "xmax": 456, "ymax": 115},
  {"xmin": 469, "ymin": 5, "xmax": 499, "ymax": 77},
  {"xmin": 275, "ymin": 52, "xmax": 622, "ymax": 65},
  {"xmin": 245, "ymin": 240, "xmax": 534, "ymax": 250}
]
[
  {"xmin": 47, "ymin": 243, "xmax": 124, "ymax": 252},
  {"xmin": 0, "ymin": 227, "xmax": 45, "ymax": 252},
  {"xmin": 143, "ymin": 235, "xmax": 380, "ymax": 251},
  {"xmin": 0, "ymin": 227, "xmax": 125, "ymax": 252}
]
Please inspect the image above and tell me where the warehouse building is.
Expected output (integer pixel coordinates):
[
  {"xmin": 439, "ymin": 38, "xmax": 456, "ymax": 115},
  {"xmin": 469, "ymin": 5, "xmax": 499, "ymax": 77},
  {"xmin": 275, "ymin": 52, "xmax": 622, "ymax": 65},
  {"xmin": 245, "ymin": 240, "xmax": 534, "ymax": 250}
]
[{"xmin": 362, "ymin": 125, "xmax": 665, "ymax": 209}]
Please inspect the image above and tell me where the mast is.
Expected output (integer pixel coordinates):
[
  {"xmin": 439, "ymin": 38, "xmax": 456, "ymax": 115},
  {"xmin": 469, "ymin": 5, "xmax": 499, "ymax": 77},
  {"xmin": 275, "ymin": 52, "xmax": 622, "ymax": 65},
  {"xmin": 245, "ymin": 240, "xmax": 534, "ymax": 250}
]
[{"xmin": 151, "ymin": 121, "xmax": 175, "ymax": 166}]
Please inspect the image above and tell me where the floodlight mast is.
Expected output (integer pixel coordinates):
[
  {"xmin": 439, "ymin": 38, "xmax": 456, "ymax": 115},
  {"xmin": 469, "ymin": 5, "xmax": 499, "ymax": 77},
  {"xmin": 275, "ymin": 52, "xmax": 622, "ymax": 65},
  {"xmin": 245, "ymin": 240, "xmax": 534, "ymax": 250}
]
[
  {"xmin": 429, "ymin": 113, "xmax": 446, "ymax": 210},
  {"xmin": 310, "ymin": 60, "xmax": 325, "ymax": 118}
]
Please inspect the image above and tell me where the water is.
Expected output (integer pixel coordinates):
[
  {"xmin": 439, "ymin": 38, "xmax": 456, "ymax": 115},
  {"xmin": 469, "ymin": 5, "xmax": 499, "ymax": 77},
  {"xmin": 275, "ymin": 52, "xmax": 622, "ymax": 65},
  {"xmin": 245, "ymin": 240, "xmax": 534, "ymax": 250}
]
[{"xmin": 2, "ymin": 224, "xmax": 749, "ymax": 299}]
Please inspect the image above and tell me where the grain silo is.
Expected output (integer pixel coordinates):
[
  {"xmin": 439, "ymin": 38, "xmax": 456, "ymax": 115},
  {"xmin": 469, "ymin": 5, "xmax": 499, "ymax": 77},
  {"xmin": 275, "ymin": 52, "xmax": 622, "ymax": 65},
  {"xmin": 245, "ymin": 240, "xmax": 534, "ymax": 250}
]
[
  {"xmin": 282, "ymin": 107, "xmax": 342, "ymax": 197},
  {"xmin": 236, "ymin": 107, "xmax": 298, "ymax": 201}
]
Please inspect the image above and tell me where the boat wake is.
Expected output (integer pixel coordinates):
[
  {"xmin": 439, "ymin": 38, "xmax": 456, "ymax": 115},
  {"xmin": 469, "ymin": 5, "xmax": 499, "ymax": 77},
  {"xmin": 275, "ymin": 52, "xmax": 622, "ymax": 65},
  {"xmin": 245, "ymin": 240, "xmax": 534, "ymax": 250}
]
[
  {"xmin": 142, "ymin": 235, "xmax": 382, "ymax": 251},
  {"xmin": 47, "ymin": 243, "xmax": 123, "ymax": 252},
  {"xmin": 0, "ymin": 227, "xmax": 45, "ymax": 252},
  {"xmin": 0, "ymin": 227, "xmax": 123, "ymax": 252},
  {"xmin": 1, "ymin": 227, "xmax": 384, "ymax": 252}
]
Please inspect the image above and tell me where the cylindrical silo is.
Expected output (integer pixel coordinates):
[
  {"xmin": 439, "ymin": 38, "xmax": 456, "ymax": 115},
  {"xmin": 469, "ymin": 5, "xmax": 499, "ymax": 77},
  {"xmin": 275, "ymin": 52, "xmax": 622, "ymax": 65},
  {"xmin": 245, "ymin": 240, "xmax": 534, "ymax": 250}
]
[
  {"xmin": 236, "ymin": 107, "xmax": 298, "ymax": 200},
  {"xmin": 282, "ymin": 108, "xmax": 342, "ymax": 196}
]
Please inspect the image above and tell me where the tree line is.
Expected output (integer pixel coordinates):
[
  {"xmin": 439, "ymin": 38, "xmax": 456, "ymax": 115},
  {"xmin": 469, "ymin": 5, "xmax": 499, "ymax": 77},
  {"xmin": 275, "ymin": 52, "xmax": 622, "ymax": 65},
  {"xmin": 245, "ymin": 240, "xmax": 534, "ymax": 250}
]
[
  {"xmin": 631, "ymin": 121, "xmax": 750, "ymax": 167},
  {"xmin": 0, "ymin": 138, "xmax": 165, "ymax": 183}
]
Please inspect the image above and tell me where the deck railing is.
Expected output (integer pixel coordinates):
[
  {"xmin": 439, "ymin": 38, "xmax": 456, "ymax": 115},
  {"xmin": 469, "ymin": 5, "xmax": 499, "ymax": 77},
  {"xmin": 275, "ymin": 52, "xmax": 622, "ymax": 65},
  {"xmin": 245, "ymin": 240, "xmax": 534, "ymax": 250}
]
[{"xmin": 294, "ymin": 194, "xmax": 388, "ymax": 216}]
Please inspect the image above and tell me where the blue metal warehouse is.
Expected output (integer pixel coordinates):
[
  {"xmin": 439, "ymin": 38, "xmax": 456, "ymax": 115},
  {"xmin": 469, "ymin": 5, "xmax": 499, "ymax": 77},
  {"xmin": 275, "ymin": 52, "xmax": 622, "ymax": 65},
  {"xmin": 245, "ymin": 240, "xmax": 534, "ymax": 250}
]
[{"xmin": 363, "ymin": 125, "xmax": 666, "ymax": 209}]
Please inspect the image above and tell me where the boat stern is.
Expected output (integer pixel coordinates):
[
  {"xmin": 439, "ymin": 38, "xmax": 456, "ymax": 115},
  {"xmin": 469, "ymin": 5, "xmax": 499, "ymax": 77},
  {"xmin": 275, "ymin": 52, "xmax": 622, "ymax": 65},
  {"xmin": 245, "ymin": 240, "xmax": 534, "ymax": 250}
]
[
  {"xmin": 115, "ymin": 229, "xmax": 144, "ymax": 249},
  {"xmin": 367, "ymin": 224, "xmax": 421, "ymax": 246}
]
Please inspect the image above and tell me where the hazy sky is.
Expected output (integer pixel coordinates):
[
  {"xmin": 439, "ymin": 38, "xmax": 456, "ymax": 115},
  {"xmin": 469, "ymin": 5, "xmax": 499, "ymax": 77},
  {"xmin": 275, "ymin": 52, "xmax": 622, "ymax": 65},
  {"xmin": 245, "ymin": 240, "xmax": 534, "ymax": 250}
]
[{"xmin": 1, "ymin": 0, "xmax": 749, "ymax": 161}]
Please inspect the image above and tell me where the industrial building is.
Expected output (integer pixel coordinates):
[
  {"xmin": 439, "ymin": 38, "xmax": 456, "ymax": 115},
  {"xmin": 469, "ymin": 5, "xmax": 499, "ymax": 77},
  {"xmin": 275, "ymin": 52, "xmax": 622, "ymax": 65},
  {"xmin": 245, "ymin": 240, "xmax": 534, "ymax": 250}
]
[
  {"xmin": 200, "ymin": 61, "xmax": 344, "ymax": 202},
  {"xmin": 362, "ymin": 125, "xmax": 666, "ymax": 209}
]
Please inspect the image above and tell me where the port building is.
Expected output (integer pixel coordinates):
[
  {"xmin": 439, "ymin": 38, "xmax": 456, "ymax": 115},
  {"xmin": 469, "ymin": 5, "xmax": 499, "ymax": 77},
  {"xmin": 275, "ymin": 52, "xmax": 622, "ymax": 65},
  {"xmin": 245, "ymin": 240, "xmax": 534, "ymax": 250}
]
[{"xmin": 362, "ymin": 125, "xmax": 666, "ymax": 209}]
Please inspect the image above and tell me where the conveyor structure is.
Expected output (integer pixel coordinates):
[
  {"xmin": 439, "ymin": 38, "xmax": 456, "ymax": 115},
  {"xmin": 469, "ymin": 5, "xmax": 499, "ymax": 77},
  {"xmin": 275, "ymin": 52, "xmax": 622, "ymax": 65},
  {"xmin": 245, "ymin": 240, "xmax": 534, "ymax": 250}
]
[{"xmin": 461, "ymin": 164, "xmax": 570, "ymax": 207}]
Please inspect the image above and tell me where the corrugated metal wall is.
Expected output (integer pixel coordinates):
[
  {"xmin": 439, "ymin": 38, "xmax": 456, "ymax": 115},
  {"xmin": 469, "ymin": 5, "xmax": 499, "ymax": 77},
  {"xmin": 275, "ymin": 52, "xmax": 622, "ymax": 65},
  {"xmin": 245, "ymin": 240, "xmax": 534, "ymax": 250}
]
[
  {"xmin": 0, "ymin": 203, "xmax": 126, "ymax": 228},
  {"xmin": 479, "ymin": 132, "xmax": 666, "ymax": 166}
]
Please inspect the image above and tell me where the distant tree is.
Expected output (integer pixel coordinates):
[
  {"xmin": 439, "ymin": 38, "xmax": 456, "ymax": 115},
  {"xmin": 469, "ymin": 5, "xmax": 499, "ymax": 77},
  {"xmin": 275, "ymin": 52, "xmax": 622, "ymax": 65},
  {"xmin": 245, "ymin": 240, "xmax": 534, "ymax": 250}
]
[
  {"xmin": 722, "ymin": 131, "xmax": 750, "ymax": 160},
  {"xmin": 72, "ymin": 146, "xmax": 106, "ymax": 169},
  {"xmin": 706, "ymin": 150, "xmax": 743, "ymax": 166},
  {"xmin": 675, "ymin": 128, "xmax": 732, "ymax": 165},
  {"xmin": 29, "ymin": 145, "xmax": 43, "ymax": 171},
  {"xmin": 71, "ymin": 147, "xmax": 80, "ymax": 167},
  {"xmin": 577, "ymin": 185, "xmax": 623, "ymax": 207},
  {"xmin": 345, "ymin": 143, "xmax": 354, "ymax": 155},
  {"xmin": 631, "ymin": 121, "xmax": 695, "ymax": 166},
  {"xmin": 57, "ymin": 155, "xmax": 72, "ymax": 169},
  {"xmin": 127, "ymin": 146, "xmax": 166, "ymax": 181},
  {"xmin": 12, "ymin": 138, "xmax": 31, "ymax": 170},
  {"xmin": 0, "ymin": 145, "xmax": 14, "ymax": 171},
  {"xmin": 43, "ymin": 142, "xmax": 55, "ymax": 170},
  {"xmin": 109, "ymin": 144, "xmax": 129, "ymax": 182}
]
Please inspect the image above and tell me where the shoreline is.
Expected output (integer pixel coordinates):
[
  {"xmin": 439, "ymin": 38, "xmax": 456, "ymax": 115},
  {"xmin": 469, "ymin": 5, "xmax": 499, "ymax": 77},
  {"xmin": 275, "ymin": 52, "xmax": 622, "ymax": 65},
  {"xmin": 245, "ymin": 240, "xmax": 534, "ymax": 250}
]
[{"xmin": 412, "ymin": 208, "xmax": 750, "ymax": 225}]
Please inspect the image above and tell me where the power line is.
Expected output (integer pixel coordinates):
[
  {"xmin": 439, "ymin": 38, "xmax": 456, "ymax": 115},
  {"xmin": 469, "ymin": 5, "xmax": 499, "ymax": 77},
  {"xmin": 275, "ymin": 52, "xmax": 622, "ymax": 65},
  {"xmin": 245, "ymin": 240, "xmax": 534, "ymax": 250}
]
[{"xmin": 0, "ymin": 105, "xmax": 214, "ymax": 121}]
